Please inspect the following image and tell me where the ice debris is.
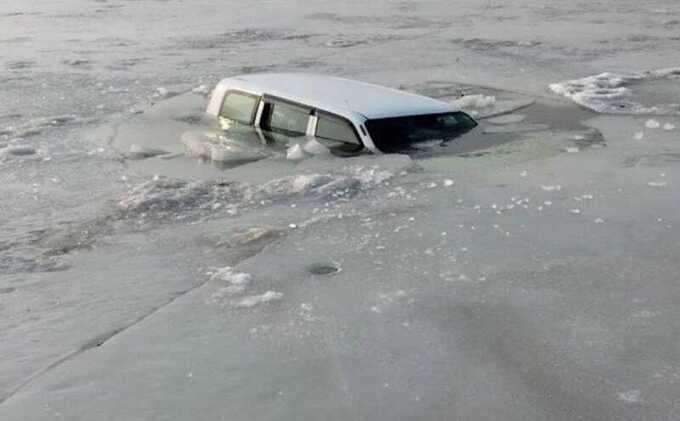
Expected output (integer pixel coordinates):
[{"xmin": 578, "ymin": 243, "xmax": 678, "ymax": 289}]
[
  {"xmin": 550, "ymin": 68, "xmax": 680, "ymax": 115},
  {"xmin": 540, "ymin": 185, "xmax": 562, "ymax": 192},
  {"xmin": 663, "ymin": 123, "xmax": 676, "ymax": 131},
  {"xmin": 617, "ymin": 390, "xmax": 642, "ymax": 404},
  {"xmin": 235, "ymin": 291, "xmax": 283, "ymax": 308},
  {"xmin": 443, "ymin": 179, "xmax": 455, "ymax": 187},
  {"xmin": 209, "ymin": 267, "xmax": 253, "ymax": 300},
  {"xmin": 647, "ymin": 181, "xmax": 667, "ymax": 187}
]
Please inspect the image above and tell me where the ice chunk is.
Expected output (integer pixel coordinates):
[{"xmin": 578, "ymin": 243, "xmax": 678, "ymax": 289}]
[
  {"xmin": 648, "ymin": 181, "xmax": 667, "ymax": 187},
  {"xmin": 594, "ymin": 218, "xmax": 605, "ymax": 224},
  {"xmin": 570, "ymin": 209, "xmax": 581, "ymax": 215},
  {"xmin": 645, "ymin": 119, "xmax": 661, "ymax": 129},
  {"xmin": 633, "ymin": 131, "xmax": 644, "ymax": 140},
  {"xmin": 302, "ymin": 138, "xmax": 328, "ymax": 155},
  {"xmin": 540, "ymin": 185, "xmax": 562, "ymax": 192},
  {"xmin": 235, "ymin": 291, "xmax": 283, "ymax": 308},
  {"xmin": 663, "ymin": 123, "xmax": 676, "ymax": 130},
  {"xmin": 550, "ymin": 69, "xmax": 680, "ymax": 115},
  {"xmin": 565, "ymin": 147, "xmax": 579, "ymax": 153},
  {"xmin": 454, "ymin": 94, "xmax": 496, "ymax": 109},
  {"xmin": 152, "ymin": 87, "xmax": 178, "ymax": 100},
  {"xmin": 549, "ymin": 72, "xmax": 637, "ymax": 113},
  {"xmin": 443, "ymin": 179, "xmax": 455, "ymax": 187},
  {"xmin": 286, "ymin": 144, "xmax": 307, "ymax": 161},
  {"xmin": 191, "ymin": 84, "xmax": 210, "ymax": 95}
]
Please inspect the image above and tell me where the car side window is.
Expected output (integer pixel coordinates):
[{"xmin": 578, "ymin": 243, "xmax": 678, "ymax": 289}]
[
  {"xmin": 220, "ymin": 91, "xmax": 258, "ymax": 124},
  {"xmin": 265, "ymin": 101, "xmax": 310, "ymax": 136},
  {"xmin": 316, "ymin": 113, "xmax": 361, "ymax": 145}
]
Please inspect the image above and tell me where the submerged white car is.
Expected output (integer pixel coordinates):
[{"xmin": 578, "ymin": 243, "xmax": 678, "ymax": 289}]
[{"xmin": 206, "ymin": 73, "xmax": 477, "ymax": 154}]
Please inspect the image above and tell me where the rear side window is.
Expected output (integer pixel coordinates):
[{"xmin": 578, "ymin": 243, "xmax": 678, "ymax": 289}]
[
  {"xmin": 316, "ymin": 114, "xmax": 361, "ymax": 145},
  {"xmin": 220, "ymin": 91, "xmax": 258, "ymax": 124},
  {"xmin": 265, "ymin": 101, "xmax": 310, "ymax": 136}
]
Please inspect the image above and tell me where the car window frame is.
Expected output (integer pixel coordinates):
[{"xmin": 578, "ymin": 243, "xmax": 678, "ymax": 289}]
[
  {"xmin": 219, "ymin": 89, "xmax": 261, "ymax": 125},
  {"xmin": 260, "ymin": 94, "xmax": 313, "ymax": 137},
  {"xmin": 313, "ymin": 109, "xmax": 362, "ymax": 145}
]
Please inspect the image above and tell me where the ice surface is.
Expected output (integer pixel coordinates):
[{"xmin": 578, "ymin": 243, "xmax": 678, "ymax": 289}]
[{"xmin": 3, "ymin": 1, "xmax": 680, "ymax": 420}]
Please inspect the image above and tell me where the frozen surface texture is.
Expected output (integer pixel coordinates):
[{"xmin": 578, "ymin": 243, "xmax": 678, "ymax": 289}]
[{"xmin": 1, "ymin": 0, "xmax": 680, "ymax": 420}]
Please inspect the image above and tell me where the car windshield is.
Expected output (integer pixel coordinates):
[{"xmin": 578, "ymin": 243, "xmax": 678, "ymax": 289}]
[{"xmin": 365, "ymin": 111, "xmax": 477, "ymax": 151}]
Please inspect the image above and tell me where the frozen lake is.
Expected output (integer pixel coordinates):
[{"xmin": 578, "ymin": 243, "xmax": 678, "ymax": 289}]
[{"xmin": 1, "ymin": 1, "xmax": 680, "ymax": 420}]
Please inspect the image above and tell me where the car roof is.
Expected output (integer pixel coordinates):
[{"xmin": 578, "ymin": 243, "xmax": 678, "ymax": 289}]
[{"xmin": 209, "ymin": 73, "xmax": 459, "ymax": 120}]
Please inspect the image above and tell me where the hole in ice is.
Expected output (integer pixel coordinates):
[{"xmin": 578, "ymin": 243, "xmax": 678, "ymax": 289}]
[{"xmin": 308, "ymin": 262, "xmax": 341, "ymax": 276}]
